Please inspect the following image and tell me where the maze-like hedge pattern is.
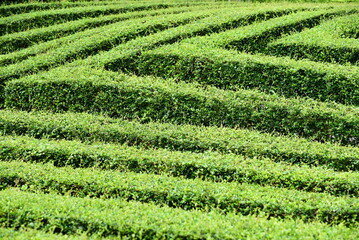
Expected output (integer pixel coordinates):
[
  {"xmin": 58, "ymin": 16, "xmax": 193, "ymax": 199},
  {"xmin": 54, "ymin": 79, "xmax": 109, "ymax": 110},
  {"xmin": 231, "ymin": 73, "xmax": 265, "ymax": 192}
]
[{"xmin": 0, "ymin": 1, "xmax": 358, "ymax": 239}]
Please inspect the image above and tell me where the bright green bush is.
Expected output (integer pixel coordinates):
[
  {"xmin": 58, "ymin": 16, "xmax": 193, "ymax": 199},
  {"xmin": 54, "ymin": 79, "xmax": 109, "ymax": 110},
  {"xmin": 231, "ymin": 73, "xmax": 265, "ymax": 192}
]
[
  {"xmin": 0, "ymin": 7, "xmax": 207, "ymax": 67},
  {"xmin": 0, "ymin": 5, "xmax": 297, "ymax": 77},
  {"xmin": 82, "ymin": 5, "xmax": 308, "ymax": 69},
  {"xmin": 0, "ymin": 1, "xmax": 138, "ymax": 17},
  {"xmin": 1, "ymin": 1, "xmax": 359, "ymax": 239}
]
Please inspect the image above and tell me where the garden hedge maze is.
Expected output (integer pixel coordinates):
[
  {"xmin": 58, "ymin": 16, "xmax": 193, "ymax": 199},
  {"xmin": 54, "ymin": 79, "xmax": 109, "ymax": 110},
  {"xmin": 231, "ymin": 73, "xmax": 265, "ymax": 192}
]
[{"xmin": 0, "ymin": 1, "xmax": 358, "ymax": 239}]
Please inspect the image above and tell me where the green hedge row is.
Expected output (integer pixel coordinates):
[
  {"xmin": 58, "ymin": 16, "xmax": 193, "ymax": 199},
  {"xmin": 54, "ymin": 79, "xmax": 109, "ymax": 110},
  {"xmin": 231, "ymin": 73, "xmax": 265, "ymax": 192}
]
[
  {"xmin": 268, "ymin": 13, "xmax": 359, "ymax": 65},
  {"xmin": 0, "ymin": 2, "xmax": 175, "ymax": 36},
  {"xmin": 0, "ymin": 11, "xmax": 207, "ymax": 83},
  {"xmin": 6, "ymin": 66, "xmax": 359, "ymax": 146},
  {"xmin": 0, "ymin": 5, "xmax": 297, "ymax": 68},
  {"xmin": 1, "ymin": 161, "xmax": 358, "ymax": 224},
  {"xmin": 0, "ymin": 1, "xmax": 130, "ymax": 17},
  {"xmin": 0, "ymin": 7, "xmax": 209, "ymax": 67},
  {"xmin": 0, "ymin": 110, "xmax": 358, "ymax": 171},
  {"xmin": 1, "ymin": 135, "xmax": 358, "ymax": 196},
  {"xmin": 80, "ymin": 5, "xmax": 299, "ymax": 69},
  {"xmin": 1, "ymin": 189, "xmax": 359, "ymax": 239},
  {"xmin": 0, "ymin": 6, "xmax": 303, "ymax": 83},
  {"xmin": 121, "ymin": 43, "xmax": 359, "ymax": 106},
  {"xmin": 183, "ymin": 8, "xmax": 356, "ymax": 53},
  {"xmin": 0, "ymin": 228, "xmax": 87, "ymax": 240},
  {"xmin": 0, "ymin": 5, "xmax": 200, "ymax": 54}
]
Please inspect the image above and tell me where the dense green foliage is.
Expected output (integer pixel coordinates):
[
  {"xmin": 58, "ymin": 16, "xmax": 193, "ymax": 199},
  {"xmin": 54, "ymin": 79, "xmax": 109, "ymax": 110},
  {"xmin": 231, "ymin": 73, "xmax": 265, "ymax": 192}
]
[
  {"xmin": 268, "ymin": 13, "xmax": 359, "ymax": 65},
  {"xmin": 182, "ymin": 8, "xmax": 356, "ymax": 52},
  {"xmin": 0, "ymin": 2, "xmax": 175, "ymax": 36},
  {"xmin": 0, "ymin": 228, "xmax": 89, "ymax": 240},
  {"xmin": 1, "ymin": 161, "xmax": 358, "ymax": 224},
  {"xmin": 0, "ymin": 6, "xmax": 202, "ymax": 54},
  {"xmin": 123, "ymin": 43, "xmax": 359, "ymax": 105},
  {"xmin": 1, "ymin": 135, "xmax": 358, "ymax": 196},
  {"xmin": 0, "ymin": 1, "xmax": 358, "ymax": 238},
  {"xmin": 0, "ymin": 11, "xmax": 209, "ymax": 83},
  {"xmin": 1, "ymin": 189, "xmax": 359, "ymax": 239},
  {"xmin": 0, "ymin": 5, "xmax": 298, "ymax": 80},
  {"xmin": 0, "ymin": 110, "xmax": 358, "ymax": 171},
  {"xmin": 5, "ymin": 66, "xmax": 359, "ymax": 146}
]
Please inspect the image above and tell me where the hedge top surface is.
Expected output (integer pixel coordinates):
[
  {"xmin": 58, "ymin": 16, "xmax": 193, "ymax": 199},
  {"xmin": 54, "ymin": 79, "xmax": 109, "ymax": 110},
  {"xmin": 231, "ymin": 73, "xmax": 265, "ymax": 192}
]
[
  {"xmin": 271, "ymin": 13, "xmax": 359, "ymax": 48},
  {"xmin": 1, "ymin": 188, "xmax": 359, "ymax": 239}
]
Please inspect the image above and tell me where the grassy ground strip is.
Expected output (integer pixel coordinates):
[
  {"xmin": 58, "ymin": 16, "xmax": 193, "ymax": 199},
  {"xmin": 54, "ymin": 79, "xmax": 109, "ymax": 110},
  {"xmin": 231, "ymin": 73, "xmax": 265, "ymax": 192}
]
[
  {"xmin": 268, "ymin": 13, "xmax": 359, "ymax": 65},
  {"xmin": 1, "ymin": 161, "xmax": 358, "ymax": 224},
  {"xmin": 0, "ymin": 135, "xmax": 358, "ymax": 196},
  {"xmin": 6, "ymin": 66, "xmax": 359, "ymax": 146},
  {"xmin": 0, "ymin": 110, "xmax": 358, "ymax": 171},
  {"xmin": 0, "ymin": 189, "xmax": 358, "ymax": 239}
]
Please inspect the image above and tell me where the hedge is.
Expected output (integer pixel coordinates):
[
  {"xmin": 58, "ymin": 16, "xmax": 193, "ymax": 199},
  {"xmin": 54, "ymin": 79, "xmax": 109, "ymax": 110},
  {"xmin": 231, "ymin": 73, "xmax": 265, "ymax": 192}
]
[
  {"xmin": 0, "ymin": 110, "xmax": 358, "ymax": 171},
  {"xmin": 5, "ymin": 66, "xmax": 359, "ymax": 146},
  {"xmin": 0, "ymin": 5, "xmax": 297, "ymax": 72},
  {"xmin": 1, "ymin": 161, "xmax": 358, "ymax": 224},
  {"xmin": 0, "ymin": 228, "xmax": 88, "ymax": 240},
  {"xmin": 0, "ymin": 6, "xmax": 209, "ymax": 67},
  {"xmin": 0, "ymin": 11, "xmax": 207, "ymax": 83},
  {"xmin": 0, "ymin": 135, "xmax": 358, "ymax": 196},
  {"xmin": 122, "ymin": 43, "xmax": 359, "ymax": 105},
  {"xmin": 79, "ymin": 5, "xmax": 297, "ymax": 68},
  {"xmin": 0, "ymin": 2, "xmax": 174, "ymax": 36},
  {"xmin": 1, "ymin": 189, "xmax": 358, "ymax": 239},
  {"xmin": 0, "ymin": 5, "xmax": 200, "ymax": 54},
  {"xmin": 268, "ymin": 13, "xmax": 359, "ymax": 65},
  {"xmin": 182, "ymin": 8, "xmax": 357, "ymax": 53}
]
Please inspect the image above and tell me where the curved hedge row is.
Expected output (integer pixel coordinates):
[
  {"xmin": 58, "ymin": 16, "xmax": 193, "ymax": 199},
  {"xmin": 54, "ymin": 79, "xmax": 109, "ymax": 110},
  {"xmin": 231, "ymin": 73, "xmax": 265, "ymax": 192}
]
[
  {"xmin": 0, "ymin": 2, "xmax": 173, "ymax": 36},
  {"xmin": 0, "ymin": 228, "xmax": 87, "ymax": 240},
  {"xmin": 6, "ymin": 66, "xmax": 359, "ymax": 146},
  {"xmin": 0, "ymin": 11, "xmax": 207, "ymax": 83},
  {"xmin": 1, "ymin": 161, "xmax": 358, "ymax": 224},
  {"xmin": 1, "ymin": 189, "xmax": 359, "ymax": 239},
  {"xmin": 0, "ymin": 110, "xmax": 358, "ymax": 171},
  {"xmin": 0, "ymin": 6, "xmax": 211, "ymax": 67},
  {"xmin": 182, "ymin": 8, "xmax": 354, "ymax": 53},
  {"xmin": 0, "ymin": 135, "xmax": 358, "ymax": 196},
  {"xmin": 1, "ymin": 1, "xmax": 359, "ymax": 239},
  {"xmin": 0, "ymin": 5, "xmax": 200, "ymax": 54},
  {"xmin": 268, "ymin": 13, "xmax": 359, "ymax": 65},
  {"xmin": 82, "ymin": 7, "xmax": 295, "ymax": 68},
  {"xmin": 124, "ymin": 43, "xmax": 359, "ymax": 106}
]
